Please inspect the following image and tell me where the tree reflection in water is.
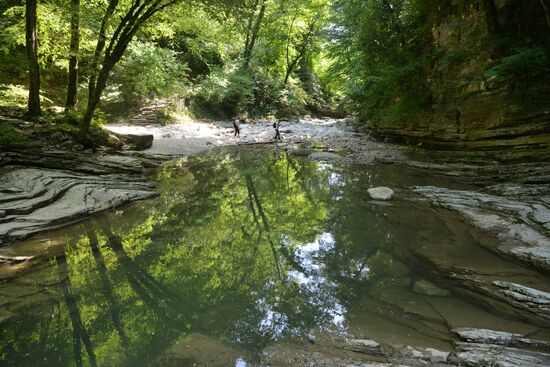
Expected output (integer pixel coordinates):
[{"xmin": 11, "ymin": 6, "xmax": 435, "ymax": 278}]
[
  {"xmin": 0, "ymin": 147, "xmax": 343, "ymax": 366},
  {"xmin": 0, "ymin": 147, "xmax": 475, "ymax": 366}
]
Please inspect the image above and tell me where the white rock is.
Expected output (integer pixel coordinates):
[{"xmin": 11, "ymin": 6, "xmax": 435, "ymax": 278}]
[
  {"xmin": 367, "ymin": 187, "xmax": 394, "ymax": 201},
  {"xmin": 425, "ymin": 348, "xmax": 449, "ymax": 363}
]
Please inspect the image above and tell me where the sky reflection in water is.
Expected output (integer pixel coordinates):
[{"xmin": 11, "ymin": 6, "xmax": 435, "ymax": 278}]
[{"xmin": 0, "ymin": 146, "xmax": 509, "ymax": 366}]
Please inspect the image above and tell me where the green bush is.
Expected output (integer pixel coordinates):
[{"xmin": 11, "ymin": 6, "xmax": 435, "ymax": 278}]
[
  {"xmin": 485, "ymin": 47, "xmax": 550, "ymax": 88},
  {"xmin": 0, "ymin": 121, "xmax": 25, "ymax": 145},
  {"xmin": 110, "ymin": 42, "xmax": 190, "ymax": 107},
  {"xmin": 0, "ymin": 84, "xmax": 29, "ymax": 108},
  {"xmin": 190, "ymin": 66, "xmax": 307, "ymax": 118}
]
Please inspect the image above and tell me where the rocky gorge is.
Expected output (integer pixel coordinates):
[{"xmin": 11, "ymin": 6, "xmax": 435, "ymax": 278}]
[
  {"xmin": 1, "ymin": 113, "xmax": 550, "ymax": 366},
  {"xmin": 368, "ymin": 1, "xmax": 550, "ymax": 162}
]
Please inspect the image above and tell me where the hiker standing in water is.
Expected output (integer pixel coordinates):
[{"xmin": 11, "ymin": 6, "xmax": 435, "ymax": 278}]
[
  {"xmin": 233, "ymin": 118, "xmax": 241, "ymax": 138},
  {"xmin": 273, "ymin": 120, "xmax": 282, "ymax": 141}
]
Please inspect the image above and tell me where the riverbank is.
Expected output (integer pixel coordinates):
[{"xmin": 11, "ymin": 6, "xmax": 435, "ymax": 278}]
[
  {"xmin": 0, "ymin": 115, "xmax": 402, "ymax": 244},
  {"xmin": 1, "ymin": 115, "xmax": 550, "ymax": 366}
]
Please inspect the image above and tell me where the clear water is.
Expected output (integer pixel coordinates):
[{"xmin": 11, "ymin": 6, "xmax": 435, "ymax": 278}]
[{"xmin": 0, "ymin": 147, "xmax": 548, "ymax": 366}]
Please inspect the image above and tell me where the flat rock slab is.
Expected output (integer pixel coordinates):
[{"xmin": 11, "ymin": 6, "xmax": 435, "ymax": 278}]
[
  {"xmin": 452, "ymin": 327, "xmax": 550, "ymax": 348},
  {"xmin": 0, "ymin": 167, "xmax": 157, "ymax": 244},
  {"xmin": 1, "ymin": 150, "xmax": 145, "ymax": 174},
  {"xmin": 492, "ymin": 281, "xmax": 550, "ymax": 321},
  {"xmin": 367, "ymin": 187, "xmax": 394, "ymax": 200},
  {"xmin": 455, "ymin": 342, "xmax": 550, "ymax": 367},
  {"xmin": 413, "ymin": 186, "xmax": 550, "ymax": 272}
]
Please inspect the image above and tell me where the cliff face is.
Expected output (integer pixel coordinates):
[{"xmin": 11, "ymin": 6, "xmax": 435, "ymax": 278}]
[{"xmin": 372, "ymin": 0, "xmax": 550, "ymax": 159}]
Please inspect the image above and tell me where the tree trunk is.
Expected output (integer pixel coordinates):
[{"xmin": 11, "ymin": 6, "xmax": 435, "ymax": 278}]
[
  {"xmin": 80, "ymin": 65, "xmax": 110, "ymax": 139},
  {"xmin": 481, "ymin": 0, "xmax": 501, "ymax": 35},
  {"xmin": 25, "ymin": 0, "xmax": 41, "ymax": 117},
  {"xmin": 66, "ymin": 0, "xmax": 80, "ymax": 109},
  {"xmin": 244, "ymin": 0, "xmax": 260, "ymax": 54},
  {"xmin": 80, "ymin": 0, "xmax": 180, "ymax": 138},
  {"xmin": 243, "ymin": 0, "xmax": 267, "ymax": 69},
  {"xmin": 540, "ymin": 0, "xmax": 550, "ymax": 30},
  {"xmin": 284, "ymin": 17, "xmax": 319, "ymax": 85},
  {"xmin": 87, "ymin": 0, "xmax": 119, "ymax": 108}
]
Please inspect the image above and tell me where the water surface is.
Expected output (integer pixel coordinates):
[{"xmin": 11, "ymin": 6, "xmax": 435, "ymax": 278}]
[{"xmin": 0, "ymin": 147, "xmax": 547, "ymax": 366}]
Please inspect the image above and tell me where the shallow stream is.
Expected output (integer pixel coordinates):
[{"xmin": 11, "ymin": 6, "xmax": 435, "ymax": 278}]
[{"xmin": 0, "ymin": 146, "xmax": 548, "ymax": 366}]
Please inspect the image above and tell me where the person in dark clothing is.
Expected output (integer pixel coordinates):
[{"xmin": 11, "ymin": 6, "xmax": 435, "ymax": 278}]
[
  {"xmin": 233, "ymin": 119, "xmax": 240, "ymax": 137},
  {"xmin": 273, "ymin": 120, "xmax": 281, "ymax": 141}
]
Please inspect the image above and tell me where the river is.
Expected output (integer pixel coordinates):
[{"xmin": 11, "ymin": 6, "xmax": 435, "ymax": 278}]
[{"xmin": 1, "ymin": 145, "xmax": 549, "ymax": 366}]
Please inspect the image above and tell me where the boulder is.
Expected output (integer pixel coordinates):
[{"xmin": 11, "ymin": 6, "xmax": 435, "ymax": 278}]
[
  {"xmin": 109, "ymin": 132, "xmax": 154, "ymax": 150},
  {"xmin": 425, "ymin": 348, "xmax": 449, "ymax": 363},
  {"xmin": 123, "ymin": 133, "xmax": 154, "ymax": 150},
  {"xmin": 367, "ymin": 187, "xmax": 394, "ymax": 200}
]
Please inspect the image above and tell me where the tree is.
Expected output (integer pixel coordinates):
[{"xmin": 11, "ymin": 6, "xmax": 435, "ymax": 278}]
[
  {"xmin": 284, "ymin": 13, "xmax": 321, "ymax": 84},
  {"xmin": 242, "ymin": 0, "xmax": 267, "ymax": 69},
  {"xmin": 25, "ymin": 0, "xmax": 41, "ymax": 117},
  {"xmin": 481, "ymin": 0, "xmax": 502, "ymax": 35},
  {"xmin": 80, "ymin": 0, "xmax": 184, "ymax": 138},
  {"xmin": 539, "ymin": 0, "xmax": 550, "ymax": 29},
  {"xmin": 66, "ymin": 0, "xmax": 80, "ymax": 108},
  {"xmin": 328, "ymin": 0, "xmax": 434, "ymax": 122}
]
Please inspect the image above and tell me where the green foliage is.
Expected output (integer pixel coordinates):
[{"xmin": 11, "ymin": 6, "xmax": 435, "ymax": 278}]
[
  {"xmin": 0, "ymin": 120, "xmax": 25, "ymax": 145},
  {"xmin": 0, "ymin": 5, "xmax": 25, "ymax": 53},
  {"xmin": 1, "ymin": 0, "xmax": 338, "ymax": 121},
  {"xmin": 440, "ymin": 49, "xmax": 470, "ymax": 71},
  {"xmin": 0, "ymin": 83, "xmax": 28, "ymax": 108},
  {"xmin": 110, "ymin": 42, "xmax": 190, "ymax": 107},
  {"xmin": 190, "ymin": 66, "xmax": 251, "ymax": 117},
  {"xmin": 190, "ymin": 66, "xmax": 307, "ymax": 118},
  {"xmin": 485, "ymin": 47, "xmax": 550, "ymax": 88},
  {"xmin": 328, "ymin": 0, "xmax": 434, "ymax": 124},
  {"xmin": 155, "ymin": 106, "xmax": 179, "ymax": 125}
]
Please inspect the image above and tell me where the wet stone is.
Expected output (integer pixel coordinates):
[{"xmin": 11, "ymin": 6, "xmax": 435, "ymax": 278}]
[
  {"xmin": 0, "ymin": 165, "xmax": 157, "ymax": 244},
  {"xmin": 455, "ymin": 342, "xmax": 550, "ymax": 367},
  {"xmin": 367, "ymin": 187, "xmax": 394, "ymax": 201},
  {"xmin": 344, "ymin": 339, "xmax": 383, "ymax": 356},
  {"xmin": 289, "ymin": 147, "xmax": 314, "ymax": 156},
  {"xmin": 492, "ymin": 281, "xmax": 550, "ymax": 320},
  {"xmin": 413, "ymin": 186, "xmax": 550, "ymax": 272},
  {"xmin": 425, "ymin": 348, "xmax": 449, "ymax": 363},
  {"xmin": 452, "ymin": 328, "xmax": 550, "ymax": 348},
  {"xmin": 413, "ymin": 280, "xmax": 450, "ymax": 297}
]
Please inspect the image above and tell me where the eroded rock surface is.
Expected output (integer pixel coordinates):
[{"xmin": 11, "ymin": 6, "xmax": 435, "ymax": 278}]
[
  {"xmin": 413, "ymin": 185, "xmax": 550, "ymax": 272},
  {"xmin": 0, "ymin": 153, "xmax": 157, "ymax": 244},
  {"xmin": 260, "ymin": 328, "xmax": 550, "ymax": 367}
]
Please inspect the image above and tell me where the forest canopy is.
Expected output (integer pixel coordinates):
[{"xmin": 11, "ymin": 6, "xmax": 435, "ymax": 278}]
[{"xmin": 1, "ymin": 0, "xmax": 549, "ymax": 136}]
